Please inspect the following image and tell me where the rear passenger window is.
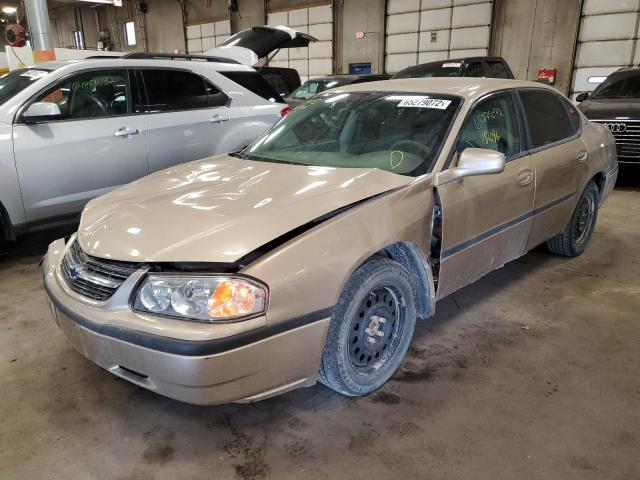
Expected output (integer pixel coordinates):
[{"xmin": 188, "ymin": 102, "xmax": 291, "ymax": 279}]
[
  {"xmin": 519, "ymin": 90, "xmax": 574, "ymax": 148},
  {"xmin": 219, "ymin": 71, "xmax": 286, "ymax": 103},
  {"xmin": 457, "ymin": 91, "xmax": 522, "ymax": 158},
  {"xmin": 487, "ymin": 61, "xmax": 510, "ymax": 79},
  {"xmin": 141, "ymin": 70, "xmax": 226, "ymax": 111},
  {"xmin": 562, "ymin": 98, "xmax": 582, "ymax": 135}
]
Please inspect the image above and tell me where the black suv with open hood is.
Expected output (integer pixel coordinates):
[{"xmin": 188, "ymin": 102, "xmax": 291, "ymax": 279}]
[{"xmin": 577, "ymin": 68, "xmax": 640, "ymax": 165}]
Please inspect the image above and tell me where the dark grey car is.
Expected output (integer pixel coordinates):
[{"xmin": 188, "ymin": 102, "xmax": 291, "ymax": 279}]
[
  {"xmin": 577, "ymin": 68, "xmax": 640, "ymax": 166},
  {"xmin": 392, "ymin": 56, "xmax": 514, "ymax": 80}
]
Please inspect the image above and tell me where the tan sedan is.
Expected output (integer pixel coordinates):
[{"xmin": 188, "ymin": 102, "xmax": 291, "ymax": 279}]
[{"xmin": 42, "ymin": 78, "xmax": 618, "ymax": 404}]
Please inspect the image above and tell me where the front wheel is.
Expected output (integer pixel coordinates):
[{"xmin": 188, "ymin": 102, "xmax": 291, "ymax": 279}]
[
  {"xmin": 318, "ymin": 257, "xmax": 416, "ymax": 396},
  {"xmin": 546, "ymin": 181, "xmax": 600, "ymax": 257}
]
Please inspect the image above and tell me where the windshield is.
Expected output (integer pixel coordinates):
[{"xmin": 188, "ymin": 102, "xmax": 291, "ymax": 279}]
[
  {"xmin": 0, "ymin": 68, "xmax": 51, "ymax": 106},
  {"xmin": 289, "ymin": 80, "xmax": 345, "ymax": 100},
  {"xmin": 393, "ymin": 62, "xmax": 462, "ymax": 79},
  {"xmin": 243, "ymin": 91, "xmax": 461, "ymax": 176},
  {"xmin": 591, "ymin": 71, "xmax": 640, "ymax": 99}
]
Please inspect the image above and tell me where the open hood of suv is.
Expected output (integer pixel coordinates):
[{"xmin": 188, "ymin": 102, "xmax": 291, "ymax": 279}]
[
  {"xmin": 206, "ymin": 25, "xmax": 317, "ymax": 66},
  {"xmin": 77, "ymin": 155, "xmax": 411, "ymax": 264}
]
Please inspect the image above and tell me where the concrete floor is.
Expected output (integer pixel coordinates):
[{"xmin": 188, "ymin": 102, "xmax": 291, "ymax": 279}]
[{"xmin": 0, "ymin": 174, "xmax": 638, "ymax": 480}]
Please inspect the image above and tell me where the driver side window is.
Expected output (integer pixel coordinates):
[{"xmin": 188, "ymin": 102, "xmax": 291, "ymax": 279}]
[
  {"xmin": 456, "ymin": 91, "xmax": 521, "ymax": 158},
  {"xmin": 34, "ymin": 69, "xmax": 129, "ymax": 121}
]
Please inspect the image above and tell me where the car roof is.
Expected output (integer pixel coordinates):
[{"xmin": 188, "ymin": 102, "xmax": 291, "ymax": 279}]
[
  {"xmin": 34, "ymin": 56, "xmax": 251, "ymax": 72},
  {"xmin": 331, "ymin": 77, "xmax": 557, "ymax": 102}
]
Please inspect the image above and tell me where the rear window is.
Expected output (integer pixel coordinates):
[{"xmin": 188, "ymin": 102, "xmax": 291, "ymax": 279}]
[
  {"xmin": 393, "ymin": 62, "xmax": 461, "ymax": 79},
  {"xmin": 487, "ymin": 61, "xmax": 511, "ymax": 79},
  {"xmin": 220, "ymin": 71, "xmax": 285, "ymax": 103}
]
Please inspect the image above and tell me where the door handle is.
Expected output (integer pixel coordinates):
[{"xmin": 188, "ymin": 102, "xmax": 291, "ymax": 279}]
[
  {"xmin": 576, "ymin": 151, "xmax": 588, "ymax": 163},
  {"xmin": 516, "ymin": 168, "xmax": 534, "ymax": 186},
  {"xmin": 209, "ymin": 114, "xmax": 230, "ymax": 124},
  {"xmin": 114, "ymin": 127, "xmax": 141, "ymax": 137}
]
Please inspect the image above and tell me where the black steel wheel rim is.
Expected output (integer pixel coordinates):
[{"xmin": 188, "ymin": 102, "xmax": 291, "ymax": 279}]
[
  {"xmin": 573, "ymin": 194, "xmax": 595, "ymax": 245},
  {"xmin": 348, "ymin": 285, "xmax": 406, "ymax": 376}
]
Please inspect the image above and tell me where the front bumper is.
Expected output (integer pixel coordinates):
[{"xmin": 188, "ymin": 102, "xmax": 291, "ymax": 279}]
[{"xmin": 43, "ymin": 238, "xmax": 330, "ymax": 405}]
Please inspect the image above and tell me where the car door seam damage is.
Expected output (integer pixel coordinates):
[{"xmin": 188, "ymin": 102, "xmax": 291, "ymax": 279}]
[{"xmin": 441, "ymin": 191, "xmax": 575, "ymax": 260}]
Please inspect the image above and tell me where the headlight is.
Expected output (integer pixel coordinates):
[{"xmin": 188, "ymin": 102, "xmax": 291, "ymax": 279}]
[{"xmin": 133, "ymin": 275, "xmax": 267, "ymax": 322}]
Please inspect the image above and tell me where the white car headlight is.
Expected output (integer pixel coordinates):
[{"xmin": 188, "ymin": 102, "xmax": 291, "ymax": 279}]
[{"xmin": 133, "ymin": 275, "xmax": 267, "ymax": 322}]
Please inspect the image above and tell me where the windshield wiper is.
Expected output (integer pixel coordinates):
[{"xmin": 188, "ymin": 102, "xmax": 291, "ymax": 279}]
[{"xmin": 229, "ymin": 150, "xmax": 250, "ymax": 160}]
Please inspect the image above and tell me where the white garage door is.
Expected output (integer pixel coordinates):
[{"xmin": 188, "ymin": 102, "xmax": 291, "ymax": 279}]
[
  {"xmin": 571, "ymin": 0, "xmax": 640, "ymax": 100},
  {"xmin": 385, "ymin": 0, "xmax": 494, "ymax": 74},
  {"xmin": 266, "ymin": 3, "xmax": 333, "ymax": 82},
  {"xmin": 186, "ymin": 19, "xmax": 231, "ymax": 54}
]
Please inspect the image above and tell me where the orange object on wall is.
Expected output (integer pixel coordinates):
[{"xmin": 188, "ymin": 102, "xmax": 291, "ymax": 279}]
[{"xmin": 33, "ymin": 50, "xmax": 56, "ymax": 63}]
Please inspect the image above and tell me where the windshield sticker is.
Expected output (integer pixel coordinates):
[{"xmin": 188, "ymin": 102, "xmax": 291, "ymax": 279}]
[
  {"xmin": 442, "ymin": 62, "xmax": 462, "ymax": 68},
  {"xmin": 397, "ymin": 97, "xmax": 451, "ymax": 109},
  {"xmin": 20, "ymin": 70, "xmax": 48, "ymax": 80}
]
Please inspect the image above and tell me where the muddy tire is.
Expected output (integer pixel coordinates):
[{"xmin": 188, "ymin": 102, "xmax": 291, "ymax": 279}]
[
  {"xmin": 546, "ymin": 181, "xmax": 600, "ymax": 257},
  {"xmin": 318, "ymin": 257, "xmax": 416, "ymax": 396}
]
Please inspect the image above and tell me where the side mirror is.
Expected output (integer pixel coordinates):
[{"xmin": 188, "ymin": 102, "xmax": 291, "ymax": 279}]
[
  {"xmin": 23, "ymin": 102, "xmax": 62, "ymax": 124},
  {"xmin": 435, "ymin": 148, "xmax": 505, "ymax": 186},
  {"xmin": 575, "ymin": 92, "xmax": 589, "ymax": 102}
]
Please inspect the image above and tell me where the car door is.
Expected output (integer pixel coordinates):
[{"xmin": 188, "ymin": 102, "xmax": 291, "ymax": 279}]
[
  {"xmin": 12, "ymin": 68, "xmax": 148, "ymax": 223},
  {"xmin": 436, "ymin": 90, "xmax": 535, "ymax": 300},
  {"xmin": 518, "ymin": 89, "xmax": 586, "ymax": 250},
  {"xmin": 139, "ymin": 68, "xmax": 246, "ymax": 173}
]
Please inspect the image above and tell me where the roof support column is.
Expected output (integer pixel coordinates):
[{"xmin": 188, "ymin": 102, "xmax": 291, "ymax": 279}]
[{"xmin": 24, "ymin": 0, "xmax": 54, "ymax": 51}]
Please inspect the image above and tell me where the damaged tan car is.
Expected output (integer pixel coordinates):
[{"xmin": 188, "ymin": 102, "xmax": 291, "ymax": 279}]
[{"xmin": 43, "ymin": 78, "xmax": 618, "ymax": 404}]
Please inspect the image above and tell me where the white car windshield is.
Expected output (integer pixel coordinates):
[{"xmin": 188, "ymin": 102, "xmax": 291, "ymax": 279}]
[
  {"xmin": 242, "ymin": 91, "xmax": 461, "ymax": 176},
  {"xmin": 0, "ymin": 68, "xmax": 51, "ymax": 106}
]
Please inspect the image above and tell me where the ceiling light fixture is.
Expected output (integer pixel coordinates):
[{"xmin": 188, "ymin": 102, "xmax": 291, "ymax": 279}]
[{"xmin": 2, "ymin": 6, "xmax": 17, "ymax": 14}]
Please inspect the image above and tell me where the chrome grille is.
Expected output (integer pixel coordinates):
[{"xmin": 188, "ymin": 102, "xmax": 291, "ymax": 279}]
[
  {"xmin": 592, "ymin": 120, "xmax": 640, "ymax": 160},
  {"xmin": 61, "ymin": 241, "xmax": 140, "ymax": 301}
]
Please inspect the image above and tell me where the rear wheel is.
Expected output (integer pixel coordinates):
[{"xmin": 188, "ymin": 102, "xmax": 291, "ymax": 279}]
[
  {"xmin": 546, "ymin": 181, "xmax": 600, "ymax": 257},
  {"xmin": 318, "ymin": 257, "xmax": 416, "ymax": 396}
]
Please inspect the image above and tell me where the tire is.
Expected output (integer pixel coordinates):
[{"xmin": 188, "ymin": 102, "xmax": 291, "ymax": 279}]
[
  {"xmin": 318, "ymin": 257, "xmax": 416, "ymax": 396},
  {"xmin": 546, "ymin": 181, "xmax": 600, "ymax": 257}
]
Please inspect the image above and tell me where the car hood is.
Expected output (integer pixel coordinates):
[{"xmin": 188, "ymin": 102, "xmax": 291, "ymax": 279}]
[
  {"xmin": 77, "ymin": 155, "xmax": 412, "ymax": 264},
  {"xmin": 206, "ymin": 25, "xmax": 317, "ymax": 66},
  {"xmin": 578, "ymin": 98, "xmax": 640, "ymax": 120}
]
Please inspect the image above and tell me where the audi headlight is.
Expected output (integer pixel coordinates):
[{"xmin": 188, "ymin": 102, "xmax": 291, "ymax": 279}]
[{"xmin": 133, "ymin": 275, "xmax": 267, "ymax": 322}]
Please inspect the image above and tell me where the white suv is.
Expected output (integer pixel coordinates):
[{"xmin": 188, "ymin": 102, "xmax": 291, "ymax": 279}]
[{"xmin": 0, "ymin": 52, "xmax": 289, "ymax": 240}]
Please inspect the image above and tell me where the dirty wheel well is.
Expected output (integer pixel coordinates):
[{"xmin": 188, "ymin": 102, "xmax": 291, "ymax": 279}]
[
  {"xmin": 373, "ymin": 241, "xmax": 432, "ymax": 319},
  {"xmin": 0, "ymin": 202, "xmax": 15, "ymax": 241},
  {"xmin": 591, "ymin": 172, "xmax": 606, "ymax": 197}
]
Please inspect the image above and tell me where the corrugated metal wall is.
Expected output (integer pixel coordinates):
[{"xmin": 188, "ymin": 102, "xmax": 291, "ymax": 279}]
[
  {"xmin": 572, "ymin": 0, "xmax": 640, "ymax": 99},
  {"xmin": 267, "ymin": 3, "xmax": 334, "ymax": 82},
  {"xmin": 384, "ymin": 0, "xmax": 494, "ymax": 74}
]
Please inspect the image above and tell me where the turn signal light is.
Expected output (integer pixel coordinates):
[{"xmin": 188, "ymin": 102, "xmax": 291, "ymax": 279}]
[{"xmin": 208, "ymin": 279, "xmax": 261, "ymax": 318}]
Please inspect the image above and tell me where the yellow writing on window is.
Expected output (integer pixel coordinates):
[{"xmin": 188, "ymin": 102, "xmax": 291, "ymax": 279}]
[{"xmin": 483, "ymin": 129, "xmax": 501, "ymax": 145}]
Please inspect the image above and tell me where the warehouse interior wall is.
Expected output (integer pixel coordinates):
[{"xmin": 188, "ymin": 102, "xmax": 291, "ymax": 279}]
[
  {"xmin": 337, "ymin": 0, "xmax": 385, "ymax": 74},
  {"xmin": 491, "ymin": 0, "xmax": 581, "ymax": 95},
  {"xmin": 49, "ymin": 4, "xmax": 100, "ymax": 50},
  {"xmin": 44, "ymin": 0, "xmax": 589, "ymax": 90}
]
